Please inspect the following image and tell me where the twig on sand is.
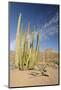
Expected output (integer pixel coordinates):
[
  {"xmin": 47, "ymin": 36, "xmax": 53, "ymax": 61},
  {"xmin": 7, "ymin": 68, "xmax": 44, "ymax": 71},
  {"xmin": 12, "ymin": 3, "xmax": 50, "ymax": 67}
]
[
  {"xmin": 29, "ymin": 71, "xmax": 49, "ymax": 77},
  {"xmin": 30, "ymin": 72, "xmax": 39, "ymax": 76},
  {"xmin": 29, "ymin": 64, "xmax": 49, "ymax": 77},
  {"xmin": 41, "ymin": 72, "xmax": 49, "ymax": 77}
]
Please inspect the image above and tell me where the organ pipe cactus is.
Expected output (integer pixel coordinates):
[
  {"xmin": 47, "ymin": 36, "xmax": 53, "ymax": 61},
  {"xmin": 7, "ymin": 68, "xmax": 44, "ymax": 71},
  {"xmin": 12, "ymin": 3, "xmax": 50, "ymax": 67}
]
[
  {"xmin": 15, "ymin": 13, "xmax": 21, "ymax": 68},
  {"xmin": 35, "ymin": 32, "xmax": 40, "ymax": 65},
  {"xmin": 15, "ymin": 14, "xmax": 41, "ymax": 70},
  {"xmin": 36, "ymin": 32, "xmax": 40, "ymax": 51}
]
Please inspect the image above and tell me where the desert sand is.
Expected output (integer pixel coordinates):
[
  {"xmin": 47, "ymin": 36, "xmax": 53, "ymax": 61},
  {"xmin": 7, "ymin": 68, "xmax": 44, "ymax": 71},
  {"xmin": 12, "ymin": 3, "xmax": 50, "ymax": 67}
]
[
  {"xmin": 9, "ymin": 51, "xmax": 59, "ymax": 87},
  {"xmin": 10, "ymin": 65, "xmax": 58, "ymax": 87}
]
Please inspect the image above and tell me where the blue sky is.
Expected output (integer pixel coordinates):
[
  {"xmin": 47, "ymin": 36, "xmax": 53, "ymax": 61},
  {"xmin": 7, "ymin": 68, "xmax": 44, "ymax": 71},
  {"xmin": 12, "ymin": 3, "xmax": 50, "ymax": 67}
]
[{"xmin": 9, "ymin": 2, "xmax": 59, "ymax": 52}]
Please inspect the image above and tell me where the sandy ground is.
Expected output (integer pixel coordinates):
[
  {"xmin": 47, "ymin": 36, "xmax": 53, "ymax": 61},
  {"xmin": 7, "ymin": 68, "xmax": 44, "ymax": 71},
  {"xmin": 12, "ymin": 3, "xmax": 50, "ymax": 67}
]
[{"xmin": 10, "ymin": 66, "xmax": 58, "ymax": 87}]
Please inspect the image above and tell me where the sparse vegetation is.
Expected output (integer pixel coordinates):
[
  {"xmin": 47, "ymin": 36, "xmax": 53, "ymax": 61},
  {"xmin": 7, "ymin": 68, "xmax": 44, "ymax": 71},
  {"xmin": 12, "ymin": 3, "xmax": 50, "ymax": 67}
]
[{"xmin": 10, "ymin": 14, "xmax": 59, "ymax": 71}]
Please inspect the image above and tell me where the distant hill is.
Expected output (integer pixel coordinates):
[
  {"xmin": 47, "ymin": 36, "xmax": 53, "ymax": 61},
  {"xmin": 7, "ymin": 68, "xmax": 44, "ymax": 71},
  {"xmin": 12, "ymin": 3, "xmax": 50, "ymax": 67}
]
[{"xmin": 40, "ymin": 48, "xmax": 59, "ymax": 65}]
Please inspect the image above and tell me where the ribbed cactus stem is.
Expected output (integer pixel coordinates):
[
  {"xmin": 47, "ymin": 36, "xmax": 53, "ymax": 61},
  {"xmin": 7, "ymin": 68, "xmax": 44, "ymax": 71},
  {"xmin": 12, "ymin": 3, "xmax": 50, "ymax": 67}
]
[
  {"xmin": 35, "ymin": 32, "xmax": 40, "ymax": 65},
  {"xmin": 31, "ymin": 32, "xmax": 34, "ymax": 49},
  {"xmin": 15, "ymin": 13, "xmax": 21, "ymax": 68},
  {"xmin": 36, "ymin": 32, "xmax": 40, "ymax": 51}
]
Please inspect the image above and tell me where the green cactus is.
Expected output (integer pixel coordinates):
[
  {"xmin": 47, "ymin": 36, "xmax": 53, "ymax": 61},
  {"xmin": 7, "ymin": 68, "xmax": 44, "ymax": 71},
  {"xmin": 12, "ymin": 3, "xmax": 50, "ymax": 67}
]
[
  {"xmin": 15, "ymin": 14, "xmax": 21, "ymax": 68},
  {"xmin": 15, "ymin": 14, "xmax": 41, "ymax": 70}
]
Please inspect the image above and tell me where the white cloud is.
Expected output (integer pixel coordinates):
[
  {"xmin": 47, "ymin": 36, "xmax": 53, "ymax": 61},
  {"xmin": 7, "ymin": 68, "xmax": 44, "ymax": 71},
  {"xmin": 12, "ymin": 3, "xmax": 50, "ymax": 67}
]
[
  {"xmin": 42, "ymin": 12, "xmax": 58, "ymax": 29},
  {"xmin": 10, "ymin": 40, "xmax": 16, "ymax": 51},
  {"xmin": 40, "ymin": 12, "xmax": 59, "ymax": 40}
]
